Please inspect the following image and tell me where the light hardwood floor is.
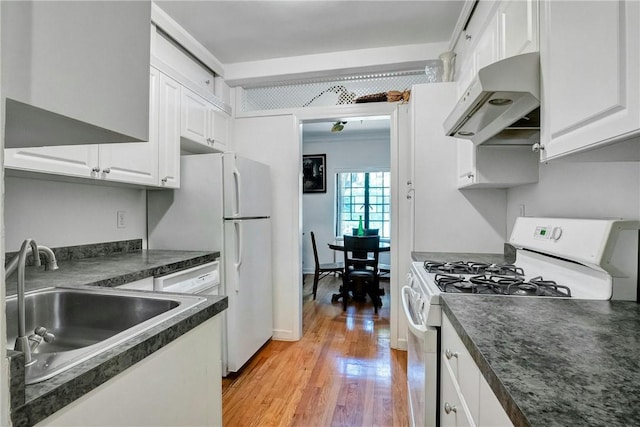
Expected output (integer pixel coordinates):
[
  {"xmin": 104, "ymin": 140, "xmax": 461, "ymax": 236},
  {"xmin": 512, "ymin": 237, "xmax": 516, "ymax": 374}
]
[{"xmin": 222, "ymin": 274, "xmax": 409, "ymax": 427}]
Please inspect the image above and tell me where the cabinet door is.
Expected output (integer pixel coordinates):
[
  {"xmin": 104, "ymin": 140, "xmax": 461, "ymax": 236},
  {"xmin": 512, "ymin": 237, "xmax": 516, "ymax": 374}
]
[
  {"xmin": 2, "ymin": 1, "xmax": 150, "ymax": 148},
  {"xmin": 541, "ymin": 0, "xmax": 640, "ymax": 161},
  {"xmin": 4, "ymin": 145, "xmax": 99, "ymax": 178},
  {"xmin": 441, "ymin": 362, "xmax": 474, "ymax": 427},
  {"xmin": 181, "ymin": 87, "xmax": 209, "ymax": 146},
  {"xmin": 98, "ymin": 67, "xmax": 160, "ymax": 186},
  {"xmin": 499, "ymin": 0, "xmax": 539, "ymax": 59},
  {"xmin": 210, "ymin": 108, "xmax": 229, "ymax": 150},
  {"xmin": 442, "ymin": 315, "xmax": 480, "ymax": 424},
  {"xmin": 158, "ymin": 73, "xmax": 182, "ymax": 188},
  {"xmin": 457, "ymin": 140, "xmax": 477, "ymax": 187},
  {"xmin": 473, "ymin": 12, "xmax": 500, "ymax": 73}
]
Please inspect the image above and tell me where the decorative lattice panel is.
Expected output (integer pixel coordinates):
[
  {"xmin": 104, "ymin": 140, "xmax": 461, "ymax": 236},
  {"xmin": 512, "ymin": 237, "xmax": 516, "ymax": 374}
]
[{"xmin": 241, "ymin": 70, "xmax": 440, "ymax": 112}]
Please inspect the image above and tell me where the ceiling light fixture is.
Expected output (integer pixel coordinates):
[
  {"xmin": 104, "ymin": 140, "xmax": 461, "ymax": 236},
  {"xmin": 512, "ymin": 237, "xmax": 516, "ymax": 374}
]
[{"xmin": 331, "ymin": 121, "xmax": 347, "ymax": 132}]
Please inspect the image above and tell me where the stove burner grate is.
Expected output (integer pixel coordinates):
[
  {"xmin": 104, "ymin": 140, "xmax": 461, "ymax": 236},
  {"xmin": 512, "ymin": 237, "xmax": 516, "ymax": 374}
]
[{"xmin": 424, "ymin": 260, "xmax": 525, "ymax": 276}]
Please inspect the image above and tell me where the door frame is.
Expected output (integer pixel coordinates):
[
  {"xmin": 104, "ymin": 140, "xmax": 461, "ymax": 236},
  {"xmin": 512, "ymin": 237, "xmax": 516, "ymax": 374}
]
[{"xmin": 236, "ymin": 102, "xmax": 406, "ymax": 349}]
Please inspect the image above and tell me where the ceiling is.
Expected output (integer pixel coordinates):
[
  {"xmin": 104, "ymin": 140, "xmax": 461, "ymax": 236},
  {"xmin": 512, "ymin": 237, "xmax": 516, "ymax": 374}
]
[
  {"xmin": 302, "ymin": 117, "xmax": 390, "ymax": 142},
  {"xmin": 154, "ymin": 1, "xmax": 465, "ymax": 65}
]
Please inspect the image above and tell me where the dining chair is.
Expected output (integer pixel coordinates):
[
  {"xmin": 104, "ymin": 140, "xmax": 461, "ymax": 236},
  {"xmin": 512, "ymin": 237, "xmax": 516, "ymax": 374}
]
[
  {"xmin": 310, "ymin": 231, "xmax": 344, "ymax": 300},
  {"xmin": 351, "ymin": 228, "xmax": 379, "ymax": 259},
  {"xmin": 335, "ymin": 235, "xmax": 382, "ymax": 313}
]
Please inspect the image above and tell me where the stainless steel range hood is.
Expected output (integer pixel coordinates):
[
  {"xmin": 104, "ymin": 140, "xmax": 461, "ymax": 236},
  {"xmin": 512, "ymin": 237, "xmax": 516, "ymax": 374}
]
[{"xmin": 444, "ymin": 52, "xmax": 540, "ymax": 145}]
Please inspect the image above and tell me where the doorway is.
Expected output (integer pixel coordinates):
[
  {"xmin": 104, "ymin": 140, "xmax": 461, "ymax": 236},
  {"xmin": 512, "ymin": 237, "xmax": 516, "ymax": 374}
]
[
  {"xmin": 301, "ymin": 117, "xmax": 391, "ymax": 277},
  {"xmin": 301, "ymin": 116, "xmax": 394, "ymax": 328}
]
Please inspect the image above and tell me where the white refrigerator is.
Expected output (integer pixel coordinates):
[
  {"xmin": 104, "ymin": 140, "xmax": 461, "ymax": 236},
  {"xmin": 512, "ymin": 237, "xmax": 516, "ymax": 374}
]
[{"xmin": 147, "ymin": 152, "xmax": 273, "ymax": 375}]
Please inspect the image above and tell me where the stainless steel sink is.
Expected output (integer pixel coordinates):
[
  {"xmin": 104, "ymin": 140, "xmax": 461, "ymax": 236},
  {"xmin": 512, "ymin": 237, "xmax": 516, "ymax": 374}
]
[{"xmin": 6, "ymin": 287, "xmax": 206, "ymax": 384}]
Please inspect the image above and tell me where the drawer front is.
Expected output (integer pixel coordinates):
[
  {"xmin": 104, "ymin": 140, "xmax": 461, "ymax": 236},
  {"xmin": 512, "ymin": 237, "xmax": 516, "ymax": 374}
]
[
  {"xmin": 441, "ymin": 361, "xmax": 474, "ymax": 427},
  {"xmin": 442, "ymin": 315, "xmax": 480, "ymax": 424}
]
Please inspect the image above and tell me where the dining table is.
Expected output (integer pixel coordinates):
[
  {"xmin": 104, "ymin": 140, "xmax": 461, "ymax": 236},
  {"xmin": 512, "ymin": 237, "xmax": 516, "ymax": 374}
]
[
  {"xmin": 327, "ymin": 238, "xmax": 391, "ymax": 275},
  {"xmin": 327, "ymin": 240, "xmax": 391, "ymax": 252}
]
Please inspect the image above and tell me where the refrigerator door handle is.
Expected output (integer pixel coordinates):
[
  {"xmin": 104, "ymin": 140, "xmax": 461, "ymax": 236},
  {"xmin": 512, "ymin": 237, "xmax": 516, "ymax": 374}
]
[
  {"xmin": 233, "ymin": 167, "xmax": 241, "ymax": 217},
  {"xmin": 234, "ymin": 221, "xmax": 243, "ymax": 291}
]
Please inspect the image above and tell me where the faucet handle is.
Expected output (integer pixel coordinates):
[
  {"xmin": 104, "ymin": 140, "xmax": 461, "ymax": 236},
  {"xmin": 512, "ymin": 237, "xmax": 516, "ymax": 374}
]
[{"xmin": 34, "ymin": 326, "xmax": 55, "ymax": 343}]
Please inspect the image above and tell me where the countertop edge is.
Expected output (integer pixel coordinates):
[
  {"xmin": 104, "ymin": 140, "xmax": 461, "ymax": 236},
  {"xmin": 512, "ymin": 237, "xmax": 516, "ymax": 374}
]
[{"xmin": 441, "ymin": 297, "xmax": 531, "ymax": 427}]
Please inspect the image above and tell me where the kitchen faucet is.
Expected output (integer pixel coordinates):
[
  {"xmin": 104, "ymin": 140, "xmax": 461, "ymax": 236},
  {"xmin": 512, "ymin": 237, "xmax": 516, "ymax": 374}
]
[{"xmin": 6, "ymin": 239, "xmax": 58, "ymax": 365}]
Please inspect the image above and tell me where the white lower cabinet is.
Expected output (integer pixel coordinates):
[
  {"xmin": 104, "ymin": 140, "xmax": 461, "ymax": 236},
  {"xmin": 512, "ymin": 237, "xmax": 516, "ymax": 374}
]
[
  {"xmin": 457, "ymin": 140, "xmax": 539, "ymax": 189},
  {"xmin": 35, "ymin": 314, "xmax": 223, "ymax": 427},
  {"xmin": 478, "ymin": 374, "xmax": 513, "ymax": 427},
  {"xmin": 116, "ymin": 276, "xmax": 154, "ymax": 291},
  {"xmin": 441, "ymin": 314, "xmax": 512, "ymax": 427}
]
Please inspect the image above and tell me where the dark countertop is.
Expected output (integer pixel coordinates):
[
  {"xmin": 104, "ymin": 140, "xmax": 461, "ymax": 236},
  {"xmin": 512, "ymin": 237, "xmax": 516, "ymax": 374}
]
[
  {"xmin": 441, "ymin": 295, "xmax": 640, "ymax": 427},
  {"xmin": 7, "ymin": 248, "xmax": 226, "ymax": 427},
  {"xmin": 6, "ymin": 249, "xmax": 220, "ymax": 296}
]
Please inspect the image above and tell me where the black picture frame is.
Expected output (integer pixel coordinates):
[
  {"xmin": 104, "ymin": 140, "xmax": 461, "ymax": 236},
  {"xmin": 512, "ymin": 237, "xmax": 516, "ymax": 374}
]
[{"xmin": 302, "ymin": 154, "xmax": 326, "ymax": 193}]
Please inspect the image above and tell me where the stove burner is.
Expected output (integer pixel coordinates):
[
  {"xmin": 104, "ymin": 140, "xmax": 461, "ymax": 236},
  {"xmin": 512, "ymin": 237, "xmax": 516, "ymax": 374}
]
[
  {"xmin": 434, "ymin": 274, "xmax": 470, "ymax": 292},
  {"xmin": 425, "ymin": 261, "xmax": 474, "ymax": 275},
  {"xmin": 424, "ymin": 260, "xmax": 572, "ymax": 297},
  {"xmin": 424, "ymin": 260, "xmax": 525, "ymax": 276},
  {"xmin": 508, "ymin": 282, "xmax": 540, "ymax": 296}
]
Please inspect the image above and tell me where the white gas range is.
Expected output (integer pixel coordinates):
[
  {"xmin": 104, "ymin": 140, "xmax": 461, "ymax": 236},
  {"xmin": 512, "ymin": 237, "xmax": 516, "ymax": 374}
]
[{"xmin": 402, "ymin": 217, "xmax": 640, "ymax": 427}]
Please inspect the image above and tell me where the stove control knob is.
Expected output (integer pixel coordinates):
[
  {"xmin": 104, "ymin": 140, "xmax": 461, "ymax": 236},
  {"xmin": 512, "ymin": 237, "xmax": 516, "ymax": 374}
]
[
  {"xmin": 445, "ymin": 349, "xmax": 459, "ymax": 360},
  {"xmin": 551, "ymin": 226, "xmax": 563, "ymax": 241},
  {"xmin": 444, "ymin": 402, "xmax": 457, "ymax": 415}
]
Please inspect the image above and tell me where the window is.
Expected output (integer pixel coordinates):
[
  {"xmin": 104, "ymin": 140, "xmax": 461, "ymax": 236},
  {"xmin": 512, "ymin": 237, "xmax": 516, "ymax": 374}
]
[{"xmin": 336, "ymin": 171, "xmax": 390, "ymax": 239}]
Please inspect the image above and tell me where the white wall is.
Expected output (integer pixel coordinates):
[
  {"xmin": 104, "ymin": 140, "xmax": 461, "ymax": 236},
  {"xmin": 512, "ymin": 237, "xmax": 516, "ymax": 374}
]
[
  {"xmin": 302, "ymin": 131, "xmax": 390, "ymax": 273},
  {"xmin": 411, "ymin": 83, "xmax": 507, "ymax": 253},
  {"xmin": 4, "ymin": 176, "xmax": 147, "ymax": 252},
  {"xmin": 233, "ymin": 114, "xmax": 302, "ymax": 341},
  {"xmin": 506, "ymin": 160, "xmax": 640, "ymax": 234}
]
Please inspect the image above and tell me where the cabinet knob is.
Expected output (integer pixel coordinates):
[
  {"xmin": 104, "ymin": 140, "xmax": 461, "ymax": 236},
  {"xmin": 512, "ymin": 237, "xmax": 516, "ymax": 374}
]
[
  {"xmin": 406, "ymin": 194, "xmax": 412, "ymax": 200},
  {"xmin": 103, "ymin": 168, "xmax": 111, "ymax": 174},
  {"xmin": 445, "ymin": 348, "xmax": 459, "ymax": 360},
  {"xmin": 532, "ymin": 143, "xmax": 545, "ymax": 153},
  {"xmin": 205, "ymin": 79, "xmax": 211, "ymax": 85},
  {"xmin": 92, "ymin": 167, "xmax": 101, "ymax": 173},
  {"xmin": 467, "ymin": 173, "xmax": 474, "ymax": 179},
  {"xmin": 444, "ymin": 402, "xmax": 457, "ymax": 414},
  {"xmin": 161, "ymin": 177, "xmax": 169, "ymax": 183},
  {"xmin": 465, "ymin": 34, "xmax": 472, "ymax": 40}
]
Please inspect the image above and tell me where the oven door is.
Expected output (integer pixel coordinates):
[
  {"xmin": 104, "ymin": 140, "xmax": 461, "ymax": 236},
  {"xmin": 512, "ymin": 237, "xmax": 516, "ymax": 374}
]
[{"xmin": 402, "ymin": 286, "xmax": 439, "ymax": 427}]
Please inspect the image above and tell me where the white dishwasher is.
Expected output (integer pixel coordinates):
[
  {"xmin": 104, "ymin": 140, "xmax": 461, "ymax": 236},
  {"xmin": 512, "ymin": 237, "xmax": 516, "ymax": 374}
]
[{"xmin": 154, "ymin": 261, "xmax": 221, "ymax": 296}]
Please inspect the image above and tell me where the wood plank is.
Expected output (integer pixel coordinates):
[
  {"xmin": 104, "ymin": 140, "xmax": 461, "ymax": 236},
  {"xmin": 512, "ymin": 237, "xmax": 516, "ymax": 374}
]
[{"xmin": 222, "ymin": 275, "xmax": 408, "ymax": 426}]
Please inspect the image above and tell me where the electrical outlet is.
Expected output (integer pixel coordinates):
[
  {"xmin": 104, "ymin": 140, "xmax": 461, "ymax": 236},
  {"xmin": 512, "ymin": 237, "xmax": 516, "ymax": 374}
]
[{"xmin": 117, "ymin": 211, "xmax": 126, "ymax": 229}]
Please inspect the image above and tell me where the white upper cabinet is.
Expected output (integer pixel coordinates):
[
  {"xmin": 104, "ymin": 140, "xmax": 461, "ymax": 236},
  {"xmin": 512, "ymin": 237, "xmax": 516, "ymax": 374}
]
[
  {"xmin": 4, "ymin": 145, "xmax": 99, "ymax": 178},
  {"xmin": 540, "ymin": 0, "xmax": 640, "ymax": 161},
  {"xmin": 5, "ymin": 68, "xmax": 178, "ymax": 189},
  {"xmin": 180, "ymin": 87, "xmax": 229, "ymax": 154},
  {"xmin": 1, "ymin": 1, "xmax": 151, "ymax": 148},
  {"xmin": 158, "ymin": 72, "xmax": 182, "ymax": 188},
  {"xmin": 457, "ymin": 141, "xmax": 539, "ymax": 189},
  {"xmin": 499, "ymin": 0, "xmax": 539, "ymax": 58},
  {"xmin": 455, "ymin": 0, "xmax": 539, "ymax": 97},
  {"xmin": 97, "ymin": 67, "xmax": 160, "ymax": 186},
  {"xmin": 181, "ymin": 88, "xmax": 210, "ymax": 147}
]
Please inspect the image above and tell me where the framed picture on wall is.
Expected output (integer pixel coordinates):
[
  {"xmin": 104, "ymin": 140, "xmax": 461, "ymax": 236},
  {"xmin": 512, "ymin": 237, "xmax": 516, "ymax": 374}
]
[{"xmin": 302, "ymin": 154, "xmax": 326, "ymax": 193}]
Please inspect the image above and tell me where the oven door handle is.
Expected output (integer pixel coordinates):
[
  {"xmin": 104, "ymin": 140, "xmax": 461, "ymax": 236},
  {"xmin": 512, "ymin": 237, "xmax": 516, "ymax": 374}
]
[{"xmin": 401, "ymin": 286, "xmax": 428, "ymax": 335}]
